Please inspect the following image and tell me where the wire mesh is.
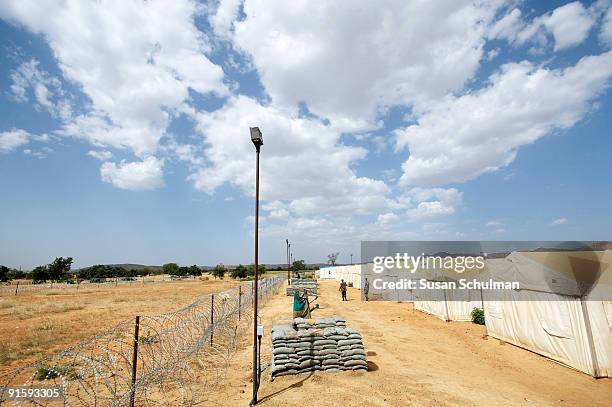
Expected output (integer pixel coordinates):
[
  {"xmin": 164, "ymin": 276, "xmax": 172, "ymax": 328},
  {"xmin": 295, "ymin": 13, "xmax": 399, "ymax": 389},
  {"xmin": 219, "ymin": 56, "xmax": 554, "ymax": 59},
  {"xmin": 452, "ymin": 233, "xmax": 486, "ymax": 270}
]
[{"xmin": 0, "ymin": 275, "xmax": 283, "ymax": 406}]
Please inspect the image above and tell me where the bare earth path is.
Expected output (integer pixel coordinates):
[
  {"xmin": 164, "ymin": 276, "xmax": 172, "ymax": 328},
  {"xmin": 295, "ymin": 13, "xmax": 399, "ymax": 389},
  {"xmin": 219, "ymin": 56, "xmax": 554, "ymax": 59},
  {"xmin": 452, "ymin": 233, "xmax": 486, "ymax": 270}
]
[{"xmin": 206, "ymin": 280, "xmax": 612, "ymax": 406}]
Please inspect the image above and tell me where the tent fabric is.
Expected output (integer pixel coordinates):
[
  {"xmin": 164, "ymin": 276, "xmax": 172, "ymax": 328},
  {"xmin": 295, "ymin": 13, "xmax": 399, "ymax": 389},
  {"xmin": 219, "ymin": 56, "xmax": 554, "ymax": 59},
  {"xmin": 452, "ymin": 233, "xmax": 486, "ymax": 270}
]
[
  {"xmin": 334, "ymin": 265, "xmax": 363, "ymax": 289},
  {"xmin": 330, "ymin": 251, "xmax": 611, "ymax": 377},
  {"xmin": 414, "ymin": 287, "xmax": 483, "ymax": 322},
  {"xmin": 483, "ymin": 251, "xmax": 612, "ymax": 378},
  {"xmin": 318, "ymin": 267, "xmax": 336, "ymax": 279}
]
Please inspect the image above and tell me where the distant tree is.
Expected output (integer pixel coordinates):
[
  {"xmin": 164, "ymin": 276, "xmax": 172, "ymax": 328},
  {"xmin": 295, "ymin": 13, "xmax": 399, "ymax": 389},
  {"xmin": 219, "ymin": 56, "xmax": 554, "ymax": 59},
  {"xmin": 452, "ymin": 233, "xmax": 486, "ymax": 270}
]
[
  {"xmin": 31, "ymin": 265, "xmax": 50, "ymax": 283},
  {"xmin": 0, "ymin": 265, "xmax": 10, "ymax": 282},
  {"xmin": 292, "ymin": 260, "xmax": 306, "ymax": 272},
  {"xmin": 246, "ymin": 264, "xmax": 266, "ymax": 276},
  {"xmin": 48, "ymin": 257, "xmax": 73, "ymax": 281},
  {"xmin": 212, "ymin": 263, "xmax": 226, "ymax": 279},
  {"xmin": 327, "ymin": 252, "xmax": 340, "ymax": 266},
  {"xmin": 177, "ymin": 266, "xmax": 190, "ymax": 276},
  {"xmin": 150, "ymin": 267, "xmax": 164, "ymax": 276},
  {"xmin": 188, "ymin": 265, "xmax": 201, "ymax": 279},
  {"xmin": 162, "ymin": 263, "xmax": 179, "ymax": 275},
  {"xmin": 8, "ymin": 268, "xmax": 25, "ymax": 280},
  {"xmin": 231, "ymin": 264, "xmax": 248, "ymax": 279}
]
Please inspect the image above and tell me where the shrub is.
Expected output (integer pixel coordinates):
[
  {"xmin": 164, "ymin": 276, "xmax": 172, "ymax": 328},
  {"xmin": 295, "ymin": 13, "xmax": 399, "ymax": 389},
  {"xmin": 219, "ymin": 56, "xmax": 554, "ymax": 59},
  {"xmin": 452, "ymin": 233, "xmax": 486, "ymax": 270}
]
[
  {"xmin": 139, "ymin": 331, "xmax": 159, "ymax": 345},
  {"xmin": 471, "ymin": 307, "xmax": 485, "ymax": 325},
  {"xmin": 36, "ymin": 364, "xmax": 79, "ymax": 380}
]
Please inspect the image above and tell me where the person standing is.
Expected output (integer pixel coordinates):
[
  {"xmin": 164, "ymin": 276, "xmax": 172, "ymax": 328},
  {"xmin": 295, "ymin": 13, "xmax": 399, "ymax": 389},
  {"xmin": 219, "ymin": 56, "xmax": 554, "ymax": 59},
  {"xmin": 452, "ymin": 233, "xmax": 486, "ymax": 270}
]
[
  {"xmin": 363, "ymin": 278, "xmax": 370, "ymax": 301},
  {"xmin": 339, "ymin": 279, "xmax": 347, "ymax": 301}
]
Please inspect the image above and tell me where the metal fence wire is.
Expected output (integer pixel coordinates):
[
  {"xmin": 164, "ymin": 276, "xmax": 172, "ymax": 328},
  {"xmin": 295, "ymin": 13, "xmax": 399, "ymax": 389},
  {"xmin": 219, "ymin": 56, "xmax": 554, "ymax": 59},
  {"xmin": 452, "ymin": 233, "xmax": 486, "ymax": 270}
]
[{"xmin": 0, "ymin": 275, "xmax": 283, "ymax": 406}]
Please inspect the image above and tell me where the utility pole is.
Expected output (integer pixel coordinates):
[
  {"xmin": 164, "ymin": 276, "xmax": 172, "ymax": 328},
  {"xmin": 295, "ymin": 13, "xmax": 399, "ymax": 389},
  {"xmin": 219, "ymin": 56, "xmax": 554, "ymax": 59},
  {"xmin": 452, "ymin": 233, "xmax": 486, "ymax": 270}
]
[{"xmin": 286, "ymin": 239, "xmax": 290, "ymax": 283}]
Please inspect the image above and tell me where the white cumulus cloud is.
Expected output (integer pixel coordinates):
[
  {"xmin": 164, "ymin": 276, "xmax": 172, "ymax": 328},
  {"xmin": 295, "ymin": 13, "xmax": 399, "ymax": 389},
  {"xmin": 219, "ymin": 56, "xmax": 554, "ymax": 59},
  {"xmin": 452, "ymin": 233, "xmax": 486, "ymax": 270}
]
[
  {"xmin": 87, "ymin": 150, "xmax": 113, "ymax": 161},
  {"xmin": 189, "ymin": 95, "xmax": 389, "ymax": 217},
  {"xmin": 542, "ymin": 1, "xmax": 596, "ymax": 51},
  {"xmin": 100, "ymin": 157, "xmax": 165, "ymax": 191},
  {"xmin": 0, "ymin": 0, "xmax": 227, "ymax": 158},
  {"xmin": 601, "ymin": 6, "xmax": 612, "ymax": 47},
  {"xmin": 551, "ymin": 217, "xmax": 569, "ymax": 226},
  {"xmin": 490, "ymin": 1, "xmax": 598, "ymax": 51},
  {"xmin": 232, "ymin": 0, "xmax": 503, "ymax": 128},
  {"xmin": 0, "ymin": 129, "xmax": 30, "ymax": 153},
  {"xmin": 396, "ymin": 51, "xmax": 612, "ymax": 186}
]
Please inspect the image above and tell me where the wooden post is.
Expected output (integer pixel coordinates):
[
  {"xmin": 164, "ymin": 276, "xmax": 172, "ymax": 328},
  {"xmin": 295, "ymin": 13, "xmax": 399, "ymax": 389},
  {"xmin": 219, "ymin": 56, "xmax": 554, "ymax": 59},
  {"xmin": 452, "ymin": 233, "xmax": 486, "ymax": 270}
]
[
  {"xmin": 238, "ymin": 285, "xmax": 242, "ymax": 321},
  {"xmin": 210, "ymin": 294, "xmax": 215, "ymax": 346},
  {"xmin": 14, "ymin": 281, "xmax": 19, "ymax": 296},
  {"xmin": 130, "ymin": 316, "xmax": 140, "ymax": 407}
]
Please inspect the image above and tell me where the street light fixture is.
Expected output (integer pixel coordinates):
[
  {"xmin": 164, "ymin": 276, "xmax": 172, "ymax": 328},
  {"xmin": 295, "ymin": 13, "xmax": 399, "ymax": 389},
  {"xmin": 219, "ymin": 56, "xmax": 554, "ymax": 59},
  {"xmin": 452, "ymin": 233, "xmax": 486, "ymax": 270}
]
[
  {"xmin": 250, "ymin": 127, "xmax": 263, "ymax": 148},
  {"xmin": 250, "ymin": 127, "xmax": 263, "ymax": 405}
]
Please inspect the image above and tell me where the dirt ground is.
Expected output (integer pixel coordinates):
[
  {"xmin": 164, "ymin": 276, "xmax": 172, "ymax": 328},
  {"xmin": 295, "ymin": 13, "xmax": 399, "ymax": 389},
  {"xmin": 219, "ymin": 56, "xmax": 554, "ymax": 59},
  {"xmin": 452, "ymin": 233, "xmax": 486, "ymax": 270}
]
[
  {"xmin": 206, "ymin": 280, "xmax": 612, "ymax": 407},
  {"xmin": 0, "ymin": 278, "xmax": 239, "ymax": 367}
]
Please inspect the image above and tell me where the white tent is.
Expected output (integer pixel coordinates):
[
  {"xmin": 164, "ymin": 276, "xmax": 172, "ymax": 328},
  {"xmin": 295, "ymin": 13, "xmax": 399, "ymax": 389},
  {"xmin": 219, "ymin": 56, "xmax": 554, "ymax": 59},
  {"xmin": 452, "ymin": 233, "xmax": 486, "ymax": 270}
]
[
  {"xmin": 483, "ymin": 251, "xmax": 612, "ymax": 378},
  {"xmin": 414, "ymin": 286, "xmax": 484, "ymax": 322},
  {"xmin": 331, "ymin": 251, "xmax": 612, "ymax": 377},
  {"xmin": 412, "ymin": 265, "xmax": 484, "ymax": 321},
  {"xmin": 334, "ymin": 264, "xmax": 363, "ymax": 288},
  {"xmin": 318, "ymin": 266, "xmax": 336, "ymax": 280}
]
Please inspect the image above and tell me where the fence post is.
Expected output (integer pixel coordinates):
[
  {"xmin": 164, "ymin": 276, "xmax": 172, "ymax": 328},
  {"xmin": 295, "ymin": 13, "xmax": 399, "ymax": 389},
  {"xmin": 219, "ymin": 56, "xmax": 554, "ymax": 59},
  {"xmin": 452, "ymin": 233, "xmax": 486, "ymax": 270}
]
[
  {"xmin": 14, "ymin": 281, "xmax": 19, "ymax": 296},
  {"xmin": 238, "ymin": 286, "xmax": 242, "ymax": 321},
  {"xmin": 130, "ymin": 315, "xmax": 140, "ymax": 407},
  {"xmin": 210, "ymin": 294, "xmax": 215, "ymax": 346}
]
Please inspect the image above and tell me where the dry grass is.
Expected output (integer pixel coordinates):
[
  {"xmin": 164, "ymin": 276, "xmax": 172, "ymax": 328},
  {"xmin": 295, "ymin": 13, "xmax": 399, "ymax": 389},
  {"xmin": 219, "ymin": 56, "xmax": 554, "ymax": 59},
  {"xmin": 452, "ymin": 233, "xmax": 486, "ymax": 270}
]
[{"xmin": 0, "ymin": 278, "xmax": 241, "ymax": 367}]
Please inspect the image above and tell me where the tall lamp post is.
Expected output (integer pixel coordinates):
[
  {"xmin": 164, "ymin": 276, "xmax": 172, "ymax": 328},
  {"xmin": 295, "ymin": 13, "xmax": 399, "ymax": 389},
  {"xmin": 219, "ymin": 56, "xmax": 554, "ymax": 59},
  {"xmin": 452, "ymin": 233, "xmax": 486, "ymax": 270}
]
[
  {"xmin": 250, "ymin": 127, "xmax": 263, "ymax": 405},
  {"xmin": 286, "ymin": 239, "xmax": 290, "ymax": 282}
]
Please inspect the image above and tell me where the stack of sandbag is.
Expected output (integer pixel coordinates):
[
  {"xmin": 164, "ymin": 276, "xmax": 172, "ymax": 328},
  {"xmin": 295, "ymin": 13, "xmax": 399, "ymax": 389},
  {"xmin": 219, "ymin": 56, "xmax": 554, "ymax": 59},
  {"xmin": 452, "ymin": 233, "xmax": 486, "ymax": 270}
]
[
  {"xmin": 271, "ymin": 316, "xmax": 367, "ymax": 377},
  {"xmin": 294, "ymin": 316, "xmax": 346, "ymax": 329},
  {"xmin": 286, "ymin": 278, "xmax": 318, "ymax": 296}
]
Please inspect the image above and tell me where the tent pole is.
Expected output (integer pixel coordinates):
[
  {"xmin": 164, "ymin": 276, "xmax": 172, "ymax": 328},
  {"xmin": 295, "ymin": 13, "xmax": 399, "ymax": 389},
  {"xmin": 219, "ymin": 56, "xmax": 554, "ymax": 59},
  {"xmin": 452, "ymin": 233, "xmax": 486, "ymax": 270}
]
[{"xmin": 579, "ymin": 298, "xmax": 601, "ymax": 377}]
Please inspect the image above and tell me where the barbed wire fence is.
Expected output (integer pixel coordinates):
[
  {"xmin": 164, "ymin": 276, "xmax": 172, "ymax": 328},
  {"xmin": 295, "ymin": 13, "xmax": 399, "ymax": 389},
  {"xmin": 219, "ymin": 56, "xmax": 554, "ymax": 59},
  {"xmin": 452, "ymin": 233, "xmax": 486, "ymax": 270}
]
[{"xmin": 0, "ymin": 275, "xmax": 284, "ymax": 406}]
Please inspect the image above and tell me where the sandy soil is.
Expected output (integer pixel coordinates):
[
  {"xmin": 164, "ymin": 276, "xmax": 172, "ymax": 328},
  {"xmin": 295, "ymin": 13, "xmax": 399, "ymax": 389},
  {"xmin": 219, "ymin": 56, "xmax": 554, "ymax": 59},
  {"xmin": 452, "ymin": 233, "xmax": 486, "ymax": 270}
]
[
  {"xmin": 206, "ymin": 280, "xmax": 612, "ymax": 406},
  {"xmin": 0, "ymin": 277, "xmax": 239, "ymax": 367}
]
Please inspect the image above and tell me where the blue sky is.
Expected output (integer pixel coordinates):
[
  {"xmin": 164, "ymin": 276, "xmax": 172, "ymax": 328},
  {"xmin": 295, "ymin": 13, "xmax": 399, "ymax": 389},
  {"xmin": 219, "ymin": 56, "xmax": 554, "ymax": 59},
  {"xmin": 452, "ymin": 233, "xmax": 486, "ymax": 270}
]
[{"xmin": 0, "ymin": 0, "xmax": 611, "ymax": 269}]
